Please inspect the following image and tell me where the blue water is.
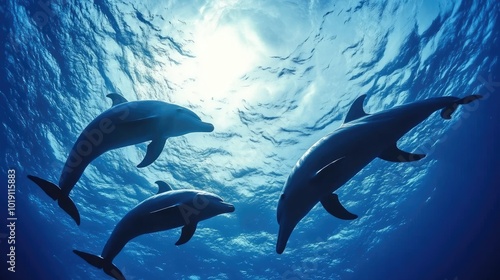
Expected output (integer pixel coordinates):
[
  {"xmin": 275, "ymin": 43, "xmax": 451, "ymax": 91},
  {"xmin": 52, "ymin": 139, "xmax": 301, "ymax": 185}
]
[{"xmin": 1, "ymin": 0, "xmax": 499, "ymax": 279}]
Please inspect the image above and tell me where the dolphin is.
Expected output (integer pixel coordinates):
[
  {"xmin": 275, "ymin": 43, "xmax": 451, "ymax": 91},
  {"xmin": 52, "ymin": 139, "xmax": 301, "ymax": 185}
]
[
  {"xmin": 73, "ymin": 181, "xmax": 235, "ymax": 280},
  {"xmin": 27, "ymin": 94, "xmax": 214, "ymax": 225},
  {"xmin": 276, "ymin": 94, "xmax": 482, "ymax": 254}
]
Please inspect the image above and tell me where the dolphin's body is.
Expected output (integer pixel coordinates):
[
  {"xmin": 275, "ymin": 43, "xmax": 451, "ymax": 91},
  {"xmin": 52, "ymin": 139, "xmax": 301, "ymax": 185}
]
[
  {"xmin": 28, "ymin": 94, "xmax": 214, "ymax": 225},
  {"xmin": 276, "ymin": 94, "xmax": 482, "ymax": 254},
  {"xmin": 74, "ymin": 181, "xmax": 235, "ymax": 280}
]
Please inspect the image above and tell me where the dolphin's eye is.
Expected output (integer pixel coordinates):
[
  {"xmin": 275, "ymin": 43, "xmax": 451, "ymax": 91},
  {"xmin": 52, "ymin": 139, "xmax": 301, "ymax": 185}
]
[{"xmin": 280, "ymin": 194, "xmax": 286, "ymax": 200}]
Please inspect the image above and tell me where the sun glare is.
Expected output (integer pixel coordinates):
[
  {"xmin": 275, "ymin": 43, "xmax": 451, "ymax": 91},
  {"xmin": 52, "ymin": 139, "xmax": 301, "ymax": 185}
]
[
  {"xmin": 177, "ymin": 13, "xmax": 267, "ymax": 129},
  {"xmin": 194, "ymin": 26, "xmax": 258, "ymax": 94}
]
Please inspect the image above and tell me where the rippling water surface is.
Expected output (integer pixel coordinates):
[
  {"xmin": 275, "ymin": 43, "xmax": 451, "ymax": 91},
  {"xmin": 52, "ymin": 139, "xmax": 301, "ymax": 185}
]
[{"xmin": 1, "ymin": 0, "xmax": 499, "ymax": 279}]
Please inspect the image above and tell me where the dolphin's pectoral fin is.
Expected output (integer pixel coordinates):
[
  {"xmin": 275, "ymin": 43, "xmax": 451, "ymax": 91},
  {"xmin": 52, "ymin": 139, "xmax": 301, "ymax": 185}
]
[
  {"xmin": 321, "ymin": 193, "xmax": 358, "ymax": 220},
  {"xmin": 175, "ymin": 223, "xmax": 198, "ymax": 245},
  {"xmin": 440, "ymin": 94, "xmax": 482, "ymax": 119},
  {"xmin": 155, "ymin": 181, "xmax": 173, "ymax": 194},
  {"xmin": 344, "ymin": 94, "xmax": 369, "ymax": 123},
  {"xmin": 137, "ymin": 138, "xmax": 167, "ymax": 168},
  {"xmin": 106, "ymin": 93, "xmax": 129, "ymax": 107},
  {"xmin": 378, "ymin": 144, "xmax": 426, "ymax": 162}
]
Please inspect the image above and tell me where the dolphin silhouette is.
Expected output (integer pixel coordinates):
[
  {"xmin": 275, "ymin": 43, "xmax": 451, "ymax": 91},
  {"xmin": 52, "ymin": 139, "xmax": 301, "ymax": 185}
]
[
  {"xmin": 28, "ymin": 94, "xmax": 214, "ymax": 225},
  {"xmin": 73, "ymin": 181, "xmax": 235, "ymax": 280},
  {"xmin": 276, "ymin": 94, "xmax": 482, "ymax": 254}
]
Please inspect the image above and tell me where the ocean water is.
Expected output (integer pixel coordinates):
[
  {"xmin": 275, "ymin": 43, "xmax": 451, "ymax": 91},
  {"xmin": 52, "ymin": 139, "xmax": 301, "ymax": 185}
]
[{"xmin": 1, "ymin": 0, "xmax": 499, "ymax": 279}]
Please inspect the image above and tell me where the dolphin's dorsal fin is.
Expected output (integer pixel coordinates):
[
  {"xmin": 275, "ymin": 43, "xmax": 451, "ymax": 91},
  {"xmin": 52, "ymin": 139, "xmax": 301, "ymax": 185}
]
[
  {"xmin": 378, "ymin": 143, "xmax": 426, "ymax": 162},
  {"xmin": 175, "ymin": 222, "xmax": 198, "ymax": 245},
  {"xmin": 321, "ymin": 193, "xmax": 358, "ymax": 220},
  {"xmin": 344, "ymin": 95, "xmax": 369, "ymax": 123},
  {"xmin": 106, "ymin": 93, "xmax": 129, "ymax": 107},
  {"xmin": 137, "ymin": 138, "xmax": 167, "ymax": 168},
  {"xmin": 155, "ymin": 181, "xmax": 173, "ymax": 194}
]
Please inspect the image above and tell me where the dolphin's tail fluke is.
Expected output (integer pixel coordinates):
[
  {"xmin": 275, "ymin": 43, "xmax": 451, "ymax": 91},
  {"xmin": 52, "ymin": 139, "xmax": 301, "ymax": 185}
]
[
  {"xmin": 27, "ymin": 175, "xmax": 60, "ymax": 200},
  {"xmin": 27, "ymin": 175, "xmax": 81, "ymax": 225},
  {"xmin": 73, "ymin": 250, "xmax": 125, "ymax": 280},
  {"xmin": 58, "ymin": 195, "xmax": 80, "ymax": 225},
  {"xmin": 441, "ymin": 94, "xmax": 482, "ymax": 119}
]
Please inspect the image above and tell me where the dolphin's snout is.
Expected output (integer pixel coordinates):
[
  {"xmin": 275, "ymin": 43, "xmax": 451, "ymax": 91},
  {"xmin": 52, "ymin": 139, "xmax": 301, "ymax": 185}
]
[
  {"xmin": 220, "ymin": 202, "xmax": 235, "ymax": 213},
  {"xmin": 276, "ymin": 215, "xmax": 301, "ymax": 254},
  {"xmin": 200, "ymin": 122, "xmax": 215, "ymax": 132},
  {"xmin": 276, "ymin": 224, "xmax": 294, "ymax": 254},
  {"xmin": 276, "ymin": 233, "xmax": 287, "ymax": 254}
]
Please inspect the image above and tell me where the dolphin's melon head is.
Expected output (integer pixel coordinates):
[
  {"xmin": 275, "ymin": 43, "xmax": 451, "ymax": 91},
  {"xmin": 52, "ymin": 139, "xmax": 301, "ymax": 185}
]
[
  {"xmin": 169, "ymin": 107, "xmax": 214, "ymax": 136},
  {"xmin": 193, "ymin": 192, "xmax": 235, "ymax": 221}
]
